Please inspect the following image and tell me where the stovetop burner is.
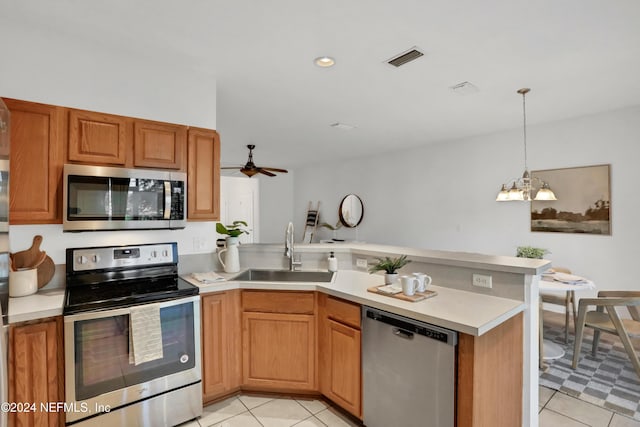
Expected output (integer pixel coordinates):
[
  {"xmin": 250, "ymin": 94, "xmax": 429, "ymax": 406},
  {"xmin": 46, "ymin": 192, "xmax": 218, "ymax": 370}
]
[{"xmin": 63, "ymin": 242, "xmax": 198, "ymax": 315}]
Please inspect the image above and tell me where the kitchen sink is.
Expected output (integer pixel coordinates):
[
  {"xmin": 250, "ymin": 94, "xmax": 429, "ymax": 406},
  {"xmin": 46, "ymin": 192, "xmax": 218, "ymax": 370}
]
[{"xmin": 231, "ymin": 269, "xmax": 334, "ymax": 283}]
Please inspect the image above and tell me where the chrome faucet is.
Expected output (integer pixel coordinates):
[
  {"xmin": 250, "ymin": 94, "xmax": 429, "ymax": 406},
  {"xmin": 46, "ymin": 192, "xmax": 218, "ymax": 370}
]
[{"xmin": 284, "ymin": 222, "xmax": 302, "ymax": 271}]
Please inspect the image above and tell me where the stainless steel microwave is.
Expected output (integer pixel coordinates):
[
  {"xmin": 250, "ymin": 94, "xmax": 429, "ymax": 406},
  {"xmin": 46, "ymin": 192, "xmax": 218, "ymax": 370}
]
[{"xmin": 63, "ymin": 164, "xmax": 186, "ymax": 231}]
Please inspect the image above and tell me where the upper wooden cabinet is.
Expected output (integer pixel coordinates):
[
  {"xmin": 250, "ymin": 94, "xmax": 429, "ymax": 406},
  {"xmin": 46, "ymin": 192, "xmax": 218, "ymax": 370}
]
[
  {"xmin": 4, "ymin": 98, "xmax": 218, "ymax": 224},
  {"xmin": 187, "ymin": 128, "xmax": 220, "ymax": 220},
  {"xmin": 134, "ymin": 120, "xmax": 187, "ymax": 170},
  {"xmin": 4, "ymin": 98, "xmax": 65, "ymax": 224},
  {"xmin": 68, "ymin": 109, "xmax": 129, "ymax": 165}
]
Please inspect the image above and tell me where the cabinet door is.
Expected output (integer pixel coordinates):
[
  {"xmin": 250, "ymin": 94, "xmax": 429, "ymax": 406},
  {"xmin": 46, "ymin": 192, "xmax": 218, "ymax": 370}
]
[
  {"xmin": 68, "ymin": 109, "xmax": 129, "ymax": 165},
  {"xmin": 323, "ymin": 319, "xmax": 361, "ymax": 418},
  {"xmin": 9, "ymin": 318, "xmax": 63, "ymax": 427},
  {"xmin": 134, "ymin": 120, "xmax": 187, "ymax": 170},
  {"xmin": 242, "ymin": 312, "xmax": 315, "ymax": 391},
  {"xmin": 187, "ymin": 128, "xmax": 220, "ymax": 220},
  {"xmin": 201, "ymin": 291, "xmax": 241, "ymax": 402},
  {"xmin": 5, "ymin": 98, "xmax": 65, "ymax": 224}
]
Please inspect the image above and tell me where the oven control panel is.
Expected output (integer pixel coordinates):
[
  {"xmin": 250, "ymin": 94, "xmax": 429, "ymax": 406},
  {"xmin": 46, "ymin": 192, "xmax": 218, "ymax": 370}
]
[{"xmin": 70, "ymin": 243, "xmax": 177, "ymax": 271}]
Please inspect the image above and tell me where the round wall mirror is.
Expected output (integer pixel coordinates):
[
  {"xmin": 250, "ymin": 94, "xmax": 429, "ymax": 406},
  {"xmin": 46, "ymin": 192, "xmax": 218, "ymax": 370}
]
[{"xmin": 339, "ymin": 194, "xmax": 364, "ymax": 228}]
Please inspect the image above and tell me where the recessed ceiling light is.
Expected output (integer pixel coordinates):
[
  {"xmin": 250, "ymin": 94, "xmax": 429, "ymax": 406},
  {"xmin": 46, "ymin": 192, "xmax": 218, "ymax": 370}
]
[{"xmin": 314, "ymin": 56, "xmax": 335, "ymax": 67}]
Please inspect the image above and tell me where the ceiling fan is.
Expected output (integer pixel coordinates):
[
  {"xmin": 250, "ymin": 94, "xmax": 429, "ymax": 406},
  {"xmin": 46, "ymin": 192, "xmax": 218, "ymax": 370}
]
[{"xmin": 222, "ymin": 144, "xmax": 289, "ymax": 177}]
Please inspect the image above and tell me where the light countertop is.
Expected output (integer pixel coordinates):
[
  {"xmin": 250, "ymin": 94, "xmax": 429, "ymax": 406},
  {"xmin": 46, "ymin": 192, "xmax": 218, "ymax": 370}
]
[
  {"xmin": 8, "ymin": 289, "xmax": 65, "ymax": 324},
  {"xmin": 8, "ymin": 270, "xmax": 525, "ymax": 336},
  {"xmin": 185, "ymin": 269, "xmax": 525, "ymax": 336}
]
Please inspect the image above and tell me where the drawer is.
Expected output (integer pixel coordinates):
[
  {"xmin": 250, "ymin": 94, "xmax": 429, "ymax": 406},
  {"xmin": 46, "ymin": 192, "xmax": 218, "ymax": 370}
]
[
  {"xmin": 242, "ymin": 290, "xmax": 315, "ymax": 314},
  {"xmin": 327, "ymin": 296, "xmax": 361, "ymax": 329}
]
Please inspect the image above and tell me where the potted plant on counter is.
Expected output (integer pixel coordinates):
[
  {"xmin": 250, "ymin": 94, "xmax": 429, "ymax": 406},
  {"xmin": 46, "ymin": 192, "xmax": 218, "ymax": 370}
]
[
  {"xmin": 368, "ymin": 255, "xmax": 411, "ymax": 284},
  {"xmin": 516, "ymin": 246, "xmax": 549, "ymax": 259},
  {"xmin": 216, "ymin": 221, "xmax": 249, "ymax": 273}
]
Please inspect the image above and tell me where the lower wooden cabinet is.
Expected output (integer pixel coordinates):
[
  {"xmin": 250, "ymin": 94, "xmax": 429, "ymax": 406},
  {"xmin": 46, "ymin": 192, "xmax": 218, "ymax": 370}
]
[
  {"xmin": 318, "ymin": 294, "xmax": 362, "ymax": 418},
  {"xmin": 457, "ymin": 312, "xmax": 523, "ymax": 427},
  {"xmin": 201, "ymin": 290, "xmax": 241, "ymax": 403},
  {"xmin": 9, "ymin": 316, "xmax": 64, "ymax": 427},
  {"xmin": 241, "ymin": 291, "xmax": 316, "ymax": 391}
]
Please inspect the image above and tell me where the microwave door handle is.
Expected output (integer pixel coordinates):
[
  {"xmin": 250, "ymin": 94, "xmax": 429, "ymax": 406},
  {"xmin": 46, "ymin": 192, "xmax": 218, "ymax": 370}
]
[{"xmin": 163, "ymin": 182, "xmax": 171, "ymax": 220}]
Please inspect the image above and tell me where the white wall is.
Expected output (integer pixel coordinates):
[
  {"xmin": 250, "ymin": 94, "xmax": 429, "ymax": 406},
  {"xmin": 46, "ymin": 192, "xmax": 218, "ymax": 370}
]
[
  {"xmin": 258, "ymin": 172, "xmax": 295, "ymax": 243},
  {"xmin": 291, "ymin": 106, "xmax": 640, "ymax": 294},
  {"xmin": 1, "ymin": 20, "xmax": 219, "ymax": 259},
  {"xmin": 0, "ymin": 22, "xmax": 216, "ymax": 128}
]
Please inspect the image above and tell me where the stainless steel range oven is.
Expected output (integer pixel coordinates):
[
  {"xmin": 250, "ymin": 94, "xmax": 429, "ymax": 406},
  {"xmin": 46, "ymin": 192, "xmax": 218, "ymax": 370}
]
[{"xmin": 63, "ymin": 242, "xmax": 202, "ymax": 427}]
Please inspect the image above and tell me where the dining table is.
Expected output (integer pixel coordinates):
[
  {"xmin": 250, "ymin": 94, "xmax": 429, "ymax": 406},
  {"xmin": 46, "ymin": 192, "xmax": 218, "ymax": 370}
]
[{"xmin": 539, "ymin": 271, "xmax": 596, "ymax": 369}]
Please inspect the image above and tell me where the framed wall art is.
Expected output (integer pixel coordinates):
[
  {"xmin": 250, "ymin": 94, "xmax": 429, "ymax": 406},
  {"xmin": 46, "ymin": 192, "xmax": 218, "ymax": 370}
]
[{"xmin": 531, "ymin": 164, "xmax": 611, "ymax": 235}]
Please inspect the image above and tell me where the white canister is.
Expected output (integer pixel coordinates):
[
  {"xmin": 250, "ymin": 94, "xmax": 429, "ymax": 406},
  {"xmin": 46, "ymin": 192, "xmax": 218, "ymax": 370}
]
[{"xmin": 9, "ymin": 268, "xmax": 38, "ymax": 297}]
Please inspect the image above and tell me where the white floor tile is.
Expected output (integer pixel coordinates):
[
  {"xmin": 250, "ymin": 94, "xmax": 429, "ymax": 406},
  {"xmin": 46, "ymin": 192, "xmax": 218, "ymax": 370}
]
[
  {"xmin": 295, "ymin": 398, "xmax": 328, "ymax": 415},
  {"xmin": 539, "ymin": 409, "xmax": 589, "ymax": 427},
  {"xmin": 315, "ymin": 407, "xmax": 358, "ymax": 427},
  {"xmin": 238, "ymin": 393, "xmax": 275, "ymax": 410},
  {"xmin": 539, "ymin": 385, "xmax": 555, "ymax": 408},
  {"xmin": 545, "ymin": 392, "xmax": 612, "ymax": 427},
  {"xmin": 250, "ymin": 398, "xmax": 313, "ymax": 427},
  {"xmin": 175, "ymin": 421, "xmax": 200, "ymax": 427},
  {"xmin": 200, "ymin": 397, "xmax": 249, "ymax": 427},
  {"xmin": 610, "ymin": 414, "xmax": 640, "ymax": 427},
  {"xmin": 211, "ymin": 412, "xmax": 263, "ymax": 427},
  {"xmin": 293, "ymin": 417, "xmax": 327, "ymax": 427}
]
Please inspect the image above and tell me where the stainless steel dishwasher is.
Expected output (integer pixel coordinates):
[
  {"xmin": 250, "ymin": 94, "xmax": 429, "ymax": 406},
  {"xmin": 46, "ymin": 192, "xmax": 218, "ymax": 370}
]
[{"xmin": 362, "ymin": 306, "xmax": 457, "ymax": 427}]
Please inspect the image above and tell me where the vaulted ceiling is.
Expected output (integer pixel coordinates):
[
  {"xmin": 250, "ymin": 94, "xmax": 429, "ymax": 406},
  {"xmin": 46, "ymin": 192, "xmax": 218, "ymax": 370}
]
[{"xmin": 4, "ymin": 1, "xmax": 640, "ymax": 169}]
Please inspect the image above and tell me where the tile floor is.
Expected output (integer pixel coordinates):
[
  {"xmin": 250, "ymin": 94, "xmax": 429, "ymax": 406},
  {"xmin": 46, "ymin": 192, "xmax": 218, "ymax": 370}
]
[
  {"xmin": 178, "ymin": 388, "xmax": 640, "ymax": 427},
  {"xmin": 540, "ymin": 385, "xmax": 640, "ymax": 427},
  {"xmin": 178, "ymin": 394, "xmax": 358, "ymax": 427}
]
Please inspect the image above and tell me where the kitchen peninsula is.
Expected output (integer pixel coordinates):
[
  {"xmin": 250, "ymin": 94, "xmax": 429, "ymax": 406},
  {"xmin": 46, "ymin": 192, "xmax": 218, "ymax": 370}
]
[{"xmin": 8, "ymin": 242, "xmax": 548, "ymax": 427}]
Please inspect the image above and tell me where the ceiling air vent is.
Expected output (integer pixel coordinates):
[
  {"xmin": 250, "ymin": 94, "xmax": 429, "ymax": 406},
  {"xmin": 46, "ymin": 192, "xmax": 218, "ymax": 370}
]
[{"xmin": 386, "ymin": 47, "xmax": 424, "ymax": 67}]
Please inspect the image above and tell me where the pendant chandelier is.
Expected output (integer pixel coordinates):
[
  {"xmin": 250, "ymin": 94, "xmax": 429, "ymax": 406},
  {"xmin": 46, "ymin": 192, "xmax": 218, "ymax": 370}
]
[{"xmin": 496, "ymin": 88, "xmax": 557, "ymax": 202}]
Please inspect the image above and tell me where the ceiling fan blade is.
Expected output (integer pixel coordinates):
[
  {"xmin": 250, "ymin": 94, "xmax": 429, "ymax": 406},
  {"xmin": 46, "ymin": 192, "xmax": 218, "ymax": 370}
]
[
  {"xmin": 221, "ymin": 166, "xmax": 243, "ymax": 170},
  {"xmin": 257, "ymin": 168, "xmax": 276, "ymax": 177},
  {"xmin": 260, "ymin": 167, "xmax": 288, "ymax": 173}
]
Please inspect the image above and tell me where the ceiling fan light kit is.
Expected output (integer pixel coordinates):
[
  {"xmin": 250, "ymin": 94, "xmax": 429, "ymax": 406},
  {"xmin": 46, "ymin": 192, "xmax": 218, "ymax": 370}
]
[
  {"xmin": 496, "ymin": 88, "xmax": 557, "ymax": 202},
  {"xmin": 222, "ymin": 144, "xmax": 289, "ymax": 178}
]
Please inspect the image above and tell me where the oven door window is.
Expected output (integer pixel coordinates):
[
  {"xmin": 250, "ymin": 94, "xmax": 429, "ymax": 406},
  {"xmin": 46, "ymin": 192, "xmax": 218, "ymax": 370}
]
[
  {"xmin": 73, "ymin": 302, "xmax": 195, "ymax": 400},
  {"xmin": 67, "ymin": 176, "xmax": 166, "ymax": 221}
]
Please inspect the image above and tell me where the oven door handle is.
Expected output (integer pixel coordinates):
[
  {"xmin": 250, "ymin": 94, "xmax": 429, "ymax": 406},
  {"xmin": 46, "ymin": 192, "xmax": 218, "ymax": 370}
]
[
  {"xmin": 64, "ymin": 295, "xmax": 200, "ymax": 323},
  {"xmin": 163, "ymin": 181, "xmax": 172, "ymax": 220}
]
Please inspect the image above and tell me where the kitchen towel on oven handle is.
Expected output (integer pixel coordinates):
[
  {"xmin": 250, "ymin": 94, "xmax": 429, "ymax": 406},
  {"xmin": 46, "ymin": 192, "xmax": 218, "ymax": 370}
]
[{"xmin": 129, "ymin": 304, "xmax": 164, "ymax": 366}]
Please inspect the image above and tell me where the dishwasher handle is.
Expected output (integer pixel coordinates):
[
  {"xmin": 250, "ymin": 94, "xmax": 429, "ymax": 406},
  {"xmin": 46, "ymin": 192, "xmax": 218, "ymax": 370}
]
[
  {"xmin": 364, "ymin": 307, "xmax": 457, "ymax": 346},
  {"xmin": 392, "ymin": 328, "xmax": 414, "ymax": 340}
]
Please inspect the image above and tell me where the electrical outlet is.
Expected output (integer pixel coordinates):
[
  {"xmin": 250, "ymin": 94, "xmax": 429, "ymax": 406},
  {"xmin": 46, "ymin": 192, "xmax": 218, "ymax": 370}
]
[
  {"xmin": 472, "ymin": 274, "xmax": 492, "ymax": 289},
  {"xmin": 193, "ymin": 236, "xmax": 206, "ymax": 251},
  {"xmin": 356, "ymin": 258, "xmax": 368, "ymax": 270}
]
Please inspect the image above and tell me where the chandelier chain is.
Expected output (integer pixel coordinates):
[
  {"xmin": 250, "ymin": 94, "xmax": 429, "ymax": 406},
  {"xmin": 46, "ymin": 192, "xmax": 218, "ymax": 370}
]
[{"xmin": 522, "ymin": 90, "xmax": 528, "ymax": 171}]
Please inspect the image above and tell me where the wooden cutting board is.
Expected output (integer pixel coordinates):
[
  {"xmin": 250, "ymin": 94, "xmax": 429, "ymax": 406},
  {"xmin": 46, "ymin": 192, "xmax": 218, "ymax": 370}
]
[
  {"xmin": 367, "ymin": 286, "xmax": 438, "ymax": 302},
  {"xmin": 37, "ymin": 255, "xmax": 55, "ymax": 289},
  {"xmin": 11, "ymin": 235, "xmax": 44, "ymax": 268},
  {"xmin": 11, "ymin": 235, "xmax": 55, "ymax": 288}
]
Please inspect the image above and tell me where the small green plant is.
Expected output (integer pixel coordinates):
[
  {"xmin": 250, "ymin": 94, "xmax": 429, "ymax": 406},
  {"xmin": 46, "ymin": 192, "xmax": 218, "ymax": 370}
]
[
  {"xmin": 216, "ymin": 220, "xmax": 249, "ymax": 238},
  {"xmin": 368, "ymin": 255, "xmax": 411, "ymax": 274},
  {"xmin": 516, "ymin": 246, "xmax": 549, "ymax": 259}
]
